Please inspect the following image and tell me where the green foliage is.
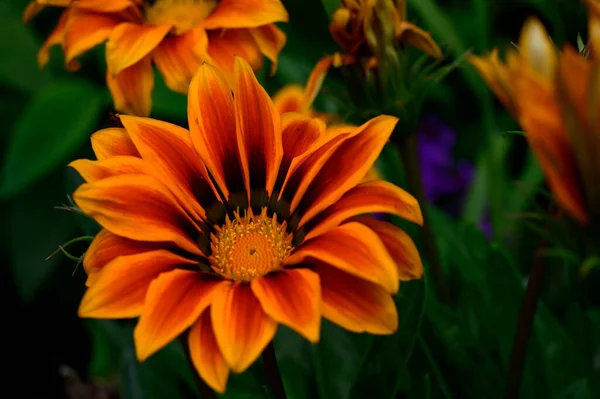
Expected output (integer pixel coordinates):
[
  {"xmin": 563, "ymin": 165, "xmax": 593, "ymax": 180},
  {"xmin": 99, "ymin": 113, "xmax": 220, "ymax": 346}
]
[
  {"xmin": 0, "ymin": 2, "xmax": 50, "ymax": 93},
  {"xmin": 2, "ymin": 0, "xmax": 599, "ymax": 398},
  {"xmin": 319, "ymin": 0, "xmax": 341, "ymax": 19},
  {"xmin": 0, "ymin": 79, "xmax": 106, "ymax": 198}
]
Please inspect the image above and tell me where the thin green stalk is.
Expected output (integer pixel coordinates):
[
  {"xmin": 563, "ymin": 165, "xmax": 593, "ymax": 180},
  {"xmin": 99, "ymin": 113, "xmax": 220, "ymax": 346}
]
[
  {"xmin": 505, "ymin": 206, "xmax": 555, "ymax": 398},
  {"xmin": 397, "ymin": 131, "xmax": 452, "ymax": 306},
  {"xmin": 262, "ymin": 341, "xmax": 287, "ymax": 399},
  {"xmin": 419, "ymin": 336, "xmax": 453, "ymax": 399}
]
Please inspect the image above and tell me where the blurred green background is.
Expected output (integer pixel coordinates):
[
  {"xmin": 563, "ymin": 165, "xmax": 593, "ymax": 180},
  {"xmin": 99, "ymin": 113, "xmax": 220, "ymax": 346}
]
[{"xmin": 2, "ymin": 0, "xmax": 599, "ymax": 398}]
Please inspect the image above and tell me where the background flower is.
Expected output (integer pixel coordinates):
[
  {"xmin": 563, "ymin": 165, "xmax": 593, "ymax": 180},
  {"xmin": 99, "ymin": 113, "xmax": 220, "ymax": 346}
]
[{"xmin": 25, "ymin": 0, "xmax": 288, "ymax": 116}]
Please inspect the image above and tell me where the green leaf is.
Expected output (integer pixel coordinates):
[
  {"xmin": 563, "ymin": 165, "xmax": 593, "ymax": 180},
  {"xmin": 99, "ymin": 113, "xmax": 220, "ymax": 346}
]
[
  {"xmin": 274, "ymin": 327, "xmax": 318, "ymax": 399},
  {"xmin": 558, "ymin": 380, "xmax": 592, "ymax": 399},
  {"xmin": 533, "ymin": 306, "xmax": 588, "ymax": 395},
  {"xmin": 8, "ymin": 170, "xmax": 79, "ymax": 301},
  {"xmin": 320, "ymin": 0, "xmax": 341, "ymax": 19},
  {"xmin": 86, "ymin": 320, "xmax": 122, "ymax": 380},
  {"xmin": 151, "ymin": 73, "xmax": 187, "ymax": 122},
  {"xmin": 313, "ymin": 321, "xmax": 373, "ymax": 399},
  {"xmin": 0, "ymin": 2, "xmax": 51, "ymax": 93},
  {"xmin": 0, "ymin": 79, "xmax": 105, "ymax": 199},
  {"xmin": 105, "ymin": 322, "xmax": 198, "ymax": 399},
  {"xmin": 406, "ymin": 0, "xmax": 484, "ymax": 99},
  {"xmin": 350, "ymin": 278, "xmax": 426, "ymax": 399},
  {"xmin": 221, "ymin": 360, "xmax": 269, "ymax": 399}
]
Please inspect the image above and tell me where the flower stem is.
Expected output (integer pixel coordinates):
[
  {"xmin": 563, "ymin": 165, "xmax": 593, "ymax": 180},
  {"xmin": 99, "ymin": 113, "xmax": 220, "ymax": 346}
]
[
  {"xmin": 262, "ymin": 341, "xmax": 287, "ymax": 399},
  {"xmin": 505, "ymin": 239, "xmax": 547, "ymax": 399},
  {"xmin": 397, "ymin": 131, "xmax": 452, "ymax": 306},
  {"xmin": 179, "ymin": 335, "xmax": 217, "ymax": 399}
]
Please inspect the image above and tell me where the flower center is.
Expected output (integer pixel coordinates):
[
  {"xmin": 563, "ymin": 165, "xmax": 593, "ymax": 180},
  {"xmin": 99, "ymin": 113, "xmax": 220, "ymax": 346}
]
[
  {"xmin": 144, "ymin": 0, "xmax": 217, "ymax": 35},
  {"xmin": 209, "ymin": 208, "xmax": 293, "ymax": 282}
]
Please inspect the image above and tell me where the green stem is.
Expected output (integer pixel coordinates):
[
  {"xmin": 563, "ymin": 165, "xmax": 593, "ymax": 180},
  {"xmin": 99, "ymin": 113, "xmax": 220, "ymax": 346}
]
[
  {"xmin": 505, "ymin": 218, "xmax": 551, "ymax": 398},
  {"xmin": 419, "ymin": 336, "xmax": 453, "ymax": 399},
  {"xmin": 397, "ymin": 131, "xmax": 452, "ymax": 306},
  {"xmin": 262, "ymin": 341, "xmax": 287, "ymax": 399}
]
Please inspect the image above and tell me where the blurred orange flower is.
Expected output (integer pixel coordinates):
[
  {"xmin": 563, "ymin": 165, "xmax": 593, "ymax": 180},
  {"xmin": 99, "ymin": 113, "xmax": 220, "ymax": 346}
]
[
  {"xmin": 24, "ymin": 0, "xmax": 288, "ymax": 116},
  {"xmin": 70, "ymin": 57, "xmax": 423, "ymax": 393},
  {"xmin": 469, "ymin": 8, "xmax": 600, "ymax": 224}
]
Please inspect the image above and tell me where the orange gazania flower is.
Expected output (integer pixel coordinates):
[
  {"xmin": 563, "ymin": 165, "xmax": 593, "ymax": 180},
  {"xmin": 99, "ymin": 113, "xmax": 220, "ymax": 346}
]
[
  {"xmin": 469, "ymin": 12, "xmax": 600, "ymax": 224},
  {"xmin": 24, "ymin": 0, "xmax": 288, "ymax": 116},
  {"xmin": 70, "ymin": 57, "xmax": 423, "ymax": 393}
]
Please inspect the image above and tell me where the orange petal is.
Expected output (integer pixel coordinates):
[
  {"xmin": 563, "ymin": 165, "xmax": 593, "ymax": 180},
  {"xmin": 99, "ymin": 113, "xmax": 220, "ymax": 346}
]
[
  {"xmin": 83, "ymin": 229, "xmax": 158, "ymax": 286},
  {"xmin": 249, "ymin": 24, "xmax": 286, "ymax": 75},
  {"xmin": 73, "ymin": 174, "xmax": 201, "ymax": 255},
  {"xmin": 513, "ymin": 57, "xmax": 588, "ymax": 224},
  {"xmin": 211, "ymin": 282, "xmax": 277, "ymax": 373},
  {"xmin": 69, "ymin": 156, "xmax": 149, "ymax": 183},
  {"xmin": 361, "ymin": 166, "xmax": 383, "ymax": 182},
  {"xmin": 304, "ymin": 56, "xmax": 333, "ymax": 110},
  {"xmin": 73, "ymin": 0, "xmax": 136, "ymax": 12},
  {"xmin": 23, "ymin": 2, "xmax": 45, "ymax": 23},
  {"xmin": 251, "ymin": 269, "xmax": 321, "ymax": 343},
  {"xmin": 353, "ymin": 216, "xmax": 423, "ymax": 281},
  {"xmin": 134, "ymin": 270, "xmax": 227, "ymax": 361},
  {"xmin": 107, "ymin": 55, "xmax": 154, "ymax": 116},
  {"xmin": 38, "ymin": 10, "xmax": 69, "ymax": 69},
  {"xmin": 304, "ymin": 180, "xmax": 422, "ymax": 240},
  {"xmin": 233, "ymin": 56, "xmax": 283, "ymax": 196},
  {"xmin": 202, "ymin": 0, "xmax": 288, "ymax": 29},
  {"xmin": 206, "ymin": 29, "xmax": 263, "ymax": 81},
  {"xmin": 153, "ymin": 27, "xmax": 208, "ymax": 94},
  {"xmin": 90, "ymin": 127, "xmax": 140, "ymax": 160},
  {"xmin": 279, "ymin": 127, "xmax": 353, "ymax": 207},
  {"xmin": 188, "ymin": 63, "xmax": 245, "ymax": 198},
  {"xmin": 78, "ymin": 249, "xmax": 196, "ymax": 318},
  {"xmin": 557, "ymin": 46, "xmax": 600, "ymax": 217},
  {"xmin": 286, "ymin": 222, "xmax": 399, "ymax": 293},
  {"xmin": 296, "ymin": 115, "xmax": 399, "ymax": 226},
  {"xmin": 63, "ymin": 10, "xmax": 120, "ymax": 65},
  {"xmin": 119, "ymin": 115, "xmax": 217, "ymax": 220},
  {"xmin": 396, "ymin": 22, "xmax": 442, "ymax": 59},
  {"xmin": 275, "ymin": 114, "xmax": 326, "ymax": 188},
  {"xmin": 106, "ymin": 22, "xmax": 171, "ymax": 76},
  {"xmin": 518, "ymin": 18, "xmax": 557, "ymax": 80},
  {"xmin": 272, "ymin": 84, "xmax": 306, "ymax": 114},
  {"xmin": 315, "ymin": 263, "xmax": 398, "ymax": 334},
  {"xmin": 469, "ymin": 51, "xmax": 516, "ymax": 115},
  {"xmin": 189, "ymin": 310, "xmax": 230, "ymax": 394}
]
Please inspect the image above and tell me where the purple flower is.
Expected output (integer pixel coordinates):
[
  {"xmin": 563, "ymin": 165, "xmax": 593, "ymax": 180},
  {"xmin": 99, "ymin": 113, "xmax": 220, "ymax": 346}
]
[{"xmin": 417, "ymin": 115, "xmax": 473, "ymax": 214}]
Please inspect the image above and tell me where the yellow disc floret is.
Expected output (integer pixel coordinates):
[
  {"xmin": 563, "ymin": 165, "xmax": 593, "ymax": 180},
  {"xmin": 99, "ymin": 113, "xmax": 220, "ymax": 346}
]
[
  {"xmin": 145, "ymin": 0, "xmax": 217, "ymax": 35},
  {"xmin": 209, "ymin": 208, "xmax": 293, "ymax": 281}
]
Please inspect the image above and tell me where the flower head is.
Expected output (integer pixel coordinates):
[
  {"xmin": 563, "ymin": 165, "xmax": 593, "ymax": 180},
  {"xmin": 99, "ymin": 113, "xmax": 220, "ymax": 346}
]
[
  {"xmin": 469, "ymin": 10, "xmax": 600, "ymax": 224},
  {"xmin": 25, "ymin": 0, "xmax": 288, "ymax": 116},
  {"xmin": 330, "ymin": 0, "xmax": 441, "ymax": 60},
  {"xmin": 306, "ymin": 0, "xmax": 443, "ymax": 129},
  {"xmin": 71, "ymin": 57, "xmax": 423, "ymax": 393}
]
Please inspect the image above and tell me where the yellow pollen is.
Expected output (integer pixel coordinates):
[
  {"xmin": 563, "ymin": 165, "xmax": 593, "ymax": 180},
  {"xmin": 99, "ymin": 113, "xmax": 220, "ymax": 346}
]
[
  {"xmin": 144, "ymin": 0, "xmax": 217, "ymax": 35},
  {"xmin": 209, "ymin": 208, "xmax": 293, "ymax": 282}
]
